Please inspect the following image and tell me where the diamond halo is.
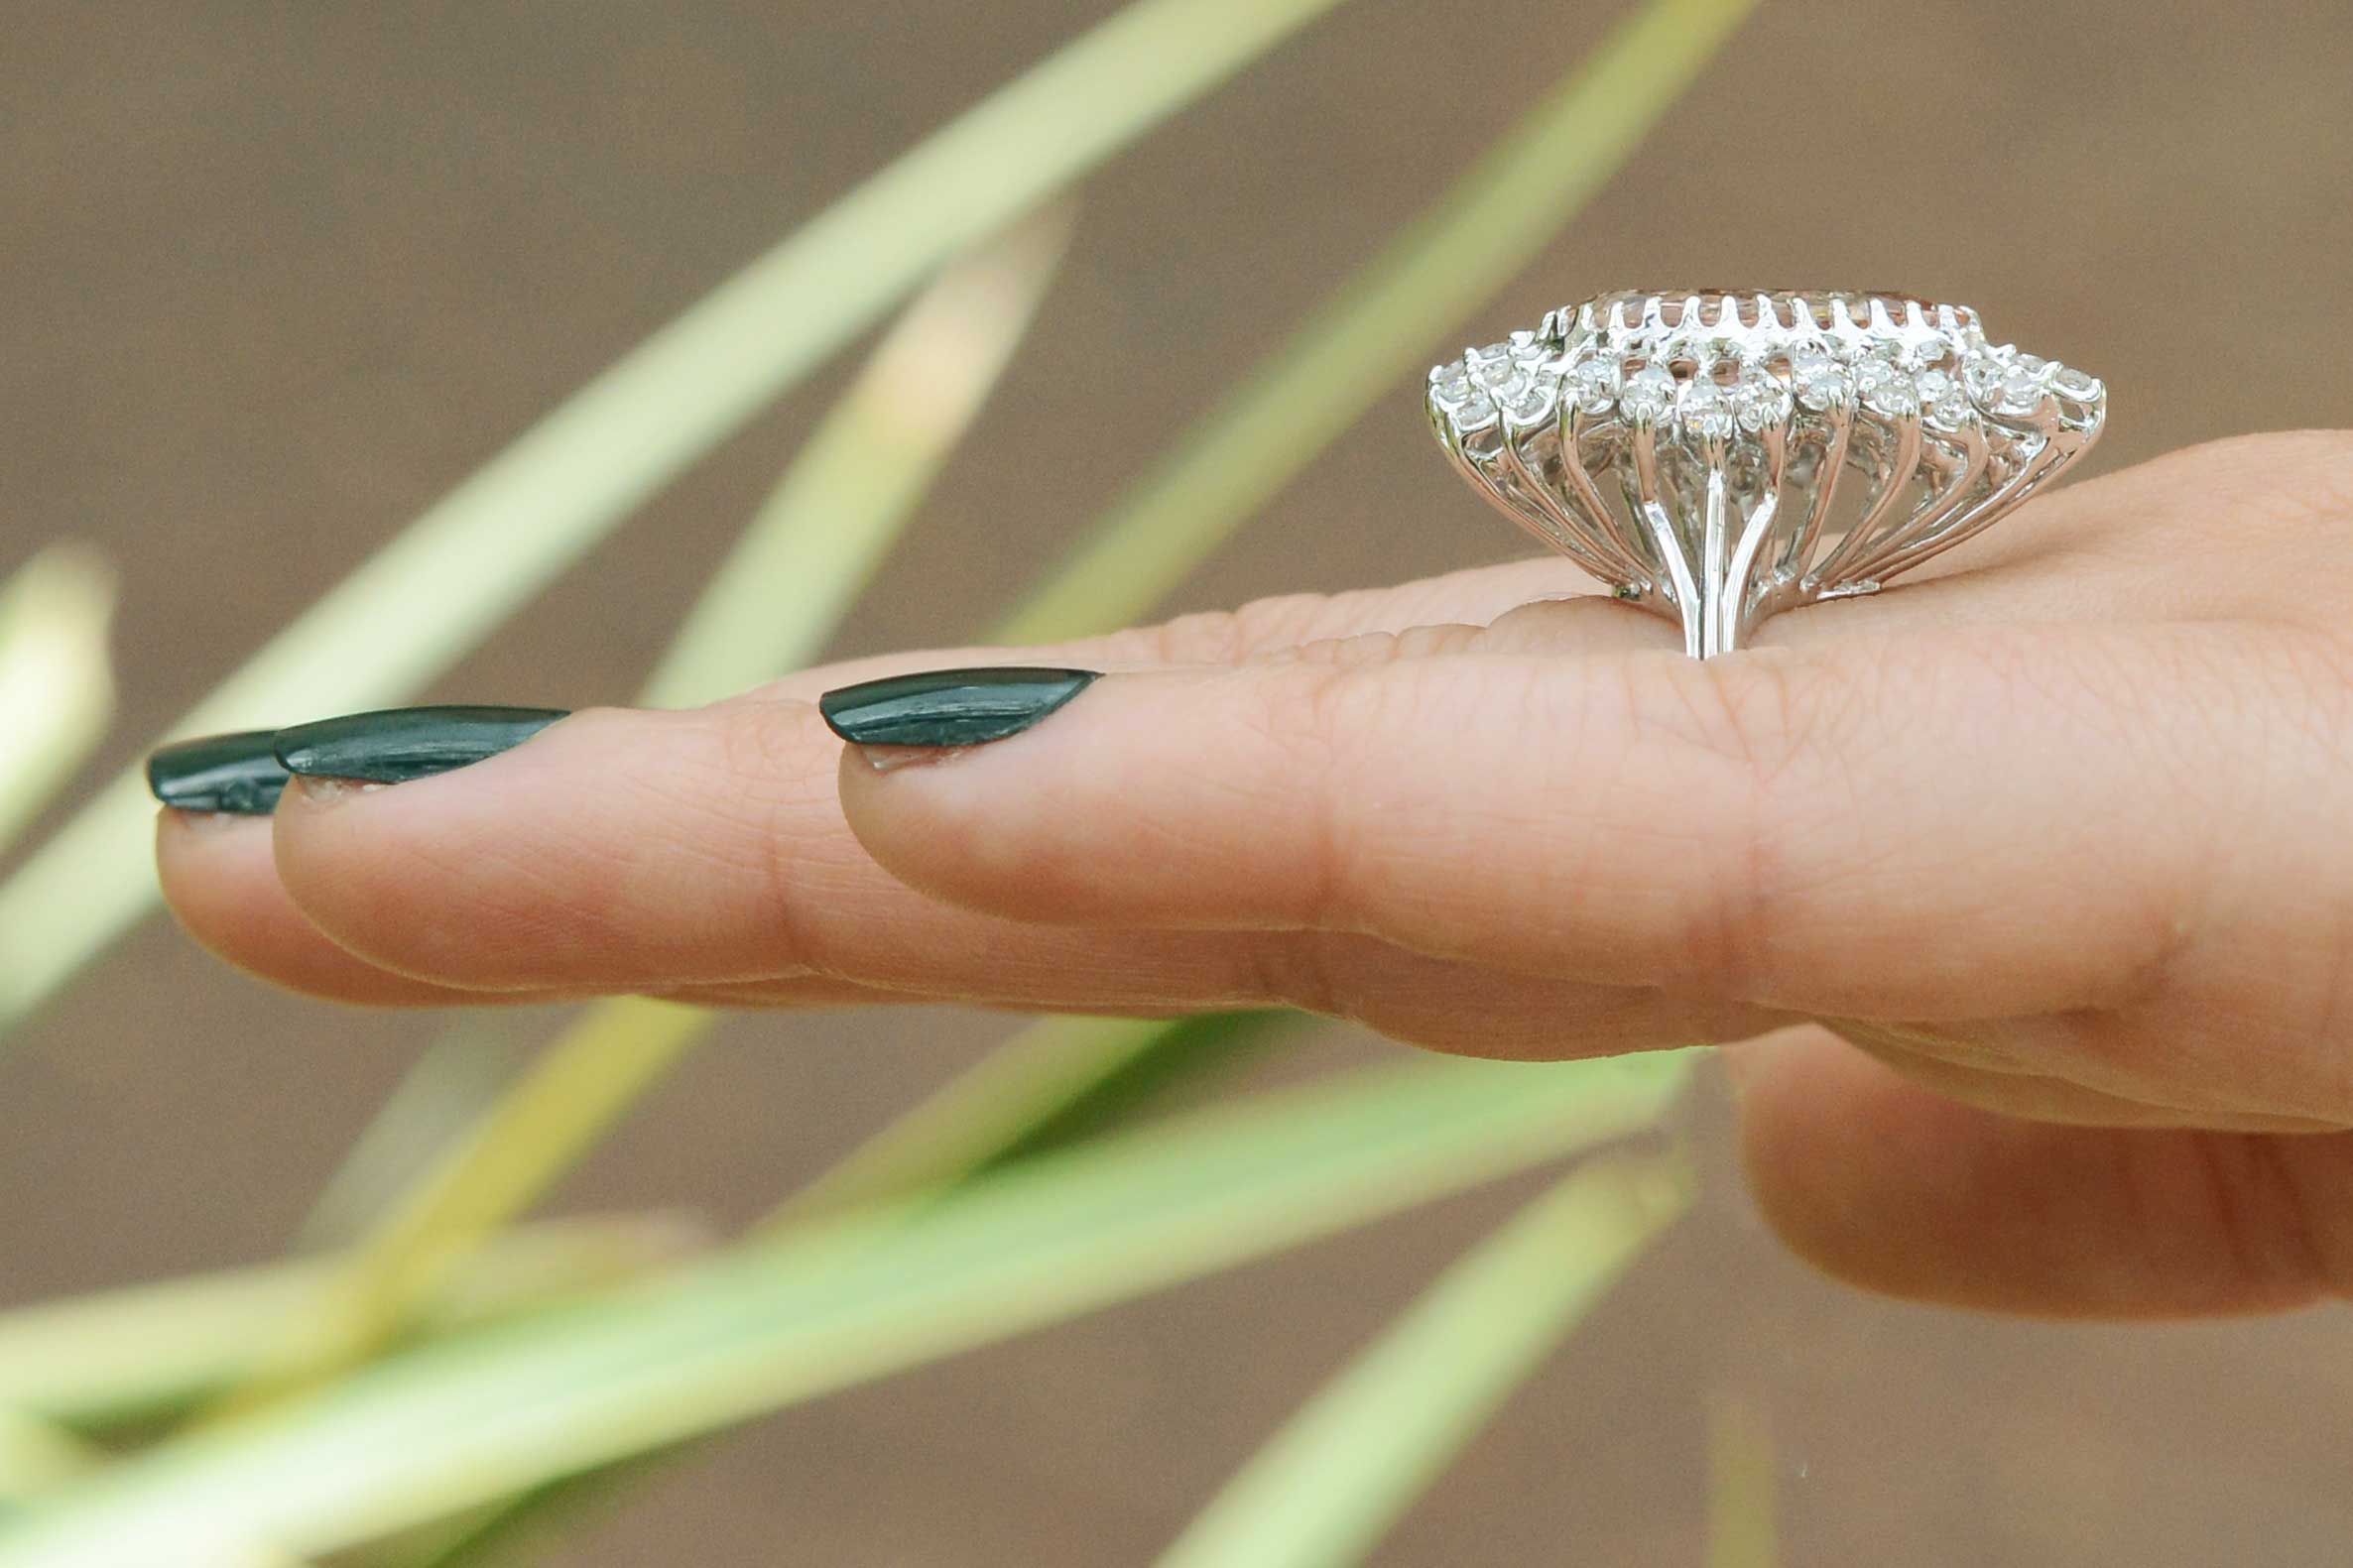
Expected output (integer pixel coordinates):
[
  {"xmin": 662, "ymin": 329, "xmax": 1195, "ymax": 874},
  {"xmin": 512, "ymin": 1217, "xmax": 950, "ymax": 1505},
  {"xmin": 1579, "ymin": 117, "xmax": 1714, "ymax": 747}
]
[{"xmin": 1425, "ymin": 290, "xmax": 2107, "ymax": 657}]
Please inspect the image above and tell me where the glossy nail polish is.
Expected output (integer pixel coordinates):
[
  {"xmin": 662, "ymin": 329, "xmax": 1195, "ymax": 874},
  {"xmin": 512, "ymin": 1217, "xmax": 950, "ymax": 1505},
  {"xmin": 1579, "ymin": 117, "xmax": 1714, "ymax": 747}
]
[
  {"xmin": 146, "ymin": 730, "xmax": 291, "ymax": 815},
  {"xmin": 272, "ymin": 706, "xmax": 568, "ymax": 784},
  {"xmin": 817, "ymin": 666, "xmax": 1097, "ymax": 749}
]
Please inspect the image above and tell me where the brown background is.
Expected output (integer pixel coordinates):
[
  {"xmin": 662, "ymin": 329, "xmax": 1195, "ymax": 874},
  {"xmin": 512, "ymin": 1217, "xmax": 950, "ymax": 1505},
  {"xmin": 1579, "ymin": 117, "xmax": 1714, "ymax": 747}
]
[{"xmin": 6, "ymin": 1, "xmax": 2352, "ymax": 1562}]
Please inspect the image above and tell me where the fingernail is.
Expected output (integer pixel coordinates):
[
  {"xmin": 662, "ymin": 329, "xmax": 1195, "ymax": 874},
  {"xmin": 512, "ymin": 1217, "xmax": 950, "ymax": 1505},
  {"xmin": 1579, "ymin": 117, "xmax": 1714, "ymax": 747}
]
[
  {"xmin": 272, "ymin": 705, "xmax": 568, "ymax": 784},
  {"xmin": 816, "ymin": 666, "xmax": 1098, "ymax": 750},
  {"xmin": 147, "ymin": 730, "xmax": 291, "ymax": 816}
]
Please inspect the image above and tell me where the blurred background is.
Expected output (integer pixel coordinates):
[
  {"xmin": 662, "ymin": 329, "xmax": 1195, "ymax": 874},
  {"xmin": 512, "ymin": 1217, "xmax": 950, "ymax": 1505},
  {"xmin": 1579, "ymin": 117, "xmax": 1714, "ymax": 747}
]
[{"xmin": 4, "ymin": 1, "xmax": 2351, "ymax": 1563}]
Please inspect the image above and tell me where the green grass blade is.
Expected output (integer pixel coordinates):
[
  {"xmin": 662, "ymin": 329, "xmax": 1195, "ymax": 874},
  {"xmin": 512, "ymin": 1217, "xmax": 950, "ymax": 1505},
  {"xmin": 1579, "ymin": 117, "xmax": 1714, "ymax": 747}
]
[
  {"xmin": 1156, "ymin": 1154, "xmax": 1692, "ymax": 1568},
  {"xmin": 384, "ymin": 1010, "xmax": 1297, "ymax": 1563},
  {"xmin": 641, "ymin": 203, "xmax": 1074, "ymax": 708},
  {"xmin": 0, "ymin": 546, "xmax": 115, "ymax": 860},
  {"xmin": 0, "ymin": 1216, "xmax": 701, "ymax": 1429},
  {"xmin": 1706, "ymin": 1395, "xmax": 1780, "ymax": 1568},
  {"xmin": 0, "ymin": 0, "xmax": 1356, "ymax": 1043},
  {"xmin": 0, "ymin": 1055, "xmax": 1690, "ymax": 1564},
  {"xmin": 376, "ymin": 1007, "xmax": 1293, "ymax": 1560},
  {"xmin": 294, "ymin": 1024, "xmax": 527, "ymax": 1251},
  {"xmin": 968, "ymin": 1010, "xmax": 1298, "ymax": 1172},
  {"xmin": 0, "ymin": 1411, "xmax": 305, "ymax": 1568},
  {"xmin": 214, "ymin": 1001, "xmax": 713, "ymax": 1410},
  {"xmin": 386, "ymin": 1455, "xmax": 665, "ymax": 1568},
  {"xmin": 762, "ymin": 1010, "xmax": 1296, "ymax": 1229},
  {"xmin": 997, "ymin": 0, "xmax": 1759, "ymax": 642},
  {"xmin": 2, "ymin": 1418, "xmax": 311, "ymax": 1568},
  {"xmin": 0, "ymin": 1410, "xmax": 96, "ymax": 1507}
]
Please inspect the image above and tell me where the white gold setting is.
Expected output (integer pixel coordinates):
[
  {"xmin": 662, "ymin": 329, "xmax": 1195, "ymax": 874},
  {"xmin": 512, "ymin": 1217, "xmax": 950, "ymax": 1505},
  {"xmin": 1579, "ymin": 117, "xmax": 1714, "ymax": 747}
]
[{"xmin": 1427, "ymin": 290, "xmax": 2107, "ymax": 657}]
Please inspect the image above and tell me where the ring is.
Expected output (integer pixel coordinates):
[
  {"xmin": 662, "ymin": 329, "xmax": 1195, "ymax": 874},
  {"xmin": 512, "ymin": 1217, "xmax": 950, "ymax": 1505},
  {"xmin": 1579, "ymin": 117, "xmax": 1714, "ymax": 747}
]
[{"xmin": 1426, "ymin": 290, "xmax": 2107, "ymax": 657}]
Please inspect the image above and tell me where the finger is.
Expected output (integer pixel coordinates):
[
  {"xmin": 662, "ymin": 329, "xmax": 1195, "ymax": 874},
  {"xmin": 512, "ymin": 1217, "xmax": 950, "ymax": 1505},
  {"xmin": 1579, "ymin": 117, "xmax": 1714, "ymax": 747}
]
[
  {"xmin": 1731, "ymin": 1027, "xmax": 2353, "ymax": 1317},
  {"xmin": 829, "ymin": 620, "xmax": 2271, "ymax": 1025}
]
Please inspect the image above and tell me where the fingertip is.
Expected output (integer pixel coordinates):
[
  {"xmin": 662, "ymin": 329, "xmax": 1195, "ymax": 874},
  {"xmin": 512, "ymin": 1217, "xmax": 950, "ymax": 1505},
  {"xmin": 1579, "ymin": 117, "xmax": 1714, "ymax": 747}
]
[
  {"xmin": 266, "ymin": 709, "xmax": 597, "ymax": 987},
  {"xmin": 264, "ymin": 700, "xmax": 849, "ymax": 990},
  {"xmin": 830, "ymin": 737, "xmax": 988, "ymax": 898},
  {"xmin": 1731, "ymin": 1029, "xmax": 2340, "ymax": 1317},
  {"xmin": 1728, "ymin": 1028, "xmax": 1934, "ymax": 1289},
  {"xmin": 156, "ymin": 802, "xmax": 271, "ymax": 910},
  {"xmin": 156, "ymin": 805, "xmax": 512, "ymax": 1007},
  {"xmin": 826, "ymin": 678, "xmax": 1165, "ymax": 924},
  {"xmin": 820, "ymin": 663, "xmax": 1116, "ymax": 916}
]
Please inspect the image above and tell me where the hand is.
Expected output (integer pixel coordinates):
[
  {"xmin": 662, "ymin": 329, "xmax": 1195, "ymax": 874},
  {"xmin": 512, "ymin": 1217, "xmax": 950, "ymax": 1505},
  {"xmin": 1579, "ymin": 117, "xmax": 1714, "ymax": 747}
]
[{"xmin": 154, "ymin": 431, "xmax": 2353, "ymax": 1318}]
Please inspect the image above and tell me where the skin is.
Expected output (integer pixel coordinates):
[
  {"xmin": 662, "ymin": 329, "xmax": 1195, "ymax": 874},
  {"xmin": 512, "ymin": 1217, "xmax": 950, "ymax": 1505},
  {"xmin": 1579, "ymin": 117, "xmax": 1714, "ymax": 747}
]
[{"xmin": 155, "ymin": 430, "xmax": 2353, "ymax": 1318}]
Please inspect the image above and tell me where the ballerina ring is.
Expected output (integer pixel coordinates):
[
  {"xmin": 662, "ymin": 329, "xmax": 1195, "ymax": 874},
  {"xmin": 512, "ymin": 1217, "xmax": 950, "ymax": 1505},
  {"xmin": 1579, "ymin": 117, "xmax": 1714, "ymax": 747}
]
[{"xmin": 1427, "ymin": 290, "xmax": 2106, "ymax": 658}]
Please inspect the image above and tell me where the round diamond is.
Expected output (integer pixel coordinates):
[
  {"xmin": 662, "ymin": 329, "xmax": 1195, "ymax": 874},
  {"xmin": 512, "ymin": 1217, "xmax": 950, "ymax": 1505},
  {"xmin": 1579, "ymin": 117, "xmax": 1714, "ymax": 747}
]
[
  {"xmin": 1677, "ymin": 377, "xmax": 1733, "ymax": 439},
  {"xmin": 1998, "ymin": 365, "xmax": 2047, "ymax": 415},
  {"xmin": 1500, "ymin": 378, "xmax": 1554, "ymax": 423},
  {"xmin": 1904, "ymin": 334, "xmax": 1952, "ymax": 371},
  {"xmin": 1432, "ymin": 369, "xmax": 1475, "ymax": 405},
  {"xmin": 1619, "ymin": 365, "xmax": 1675, "ymax": 422},
  {"xmin": 1470, "ymin": 344, "xmax": 1532, "ymax": 398},
  {"xmin": 1674, "ymin": 332, "xmax": 1743, "ymax": 374},
  {"xmin": 1856, "ymin": 359, "xmax": 1920, "ymax": 416},
  {"xmin": 1451, "ymin": 391, "xmax": 1498, "ymax": 428},
  {"xmin": 1917, "ymin": 370, "xmax": 1972, "ymax": 428},
  {"xmin": 2050, "ymin": 364, "xmax": 2103, "ymax": 402},
  {"xmin": 1484, "ymin": 365, "xmax": 1535, "ymax": 402},
  {"xmin": 1793, "ymin": 352, "xmax": 1848, "ymax": 412},
  {"xmin": 1733, "ymin": 367, "xmax": 1792, "ymax": 432},
  {"xmin": 1962, "ymin": 353, "xmax": 2009, "ymax": 408},
  {"xmin": 1569, "ymin": 357, "xmax": 1622, "ymax": 416}
]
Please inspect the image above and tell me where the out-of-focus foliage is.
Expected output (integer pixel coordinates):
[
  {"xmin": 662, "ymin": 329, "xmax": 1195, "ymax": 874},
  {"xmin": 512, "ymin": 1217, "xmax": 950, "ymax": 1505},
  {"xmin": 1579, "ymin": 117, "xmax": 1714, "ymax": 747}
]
[
  {"xmin": 1708, "ymin": 1395, "xmax": 1782, "ymax": 1568},
  {"xmin": 0, "ymin": 0, "xmax": 1758, "ymax": 1560},
  {"xmin": 0, "ymin": 1056, "xmax": 1690, "ymax": 1566},
  {"xmin": 0, "ymin": 545, "xmax": 115, "ymax": 858},
  {"xmin": 1157, "ymin": 1155, "xmax": 1695, "ymax": 1568}
]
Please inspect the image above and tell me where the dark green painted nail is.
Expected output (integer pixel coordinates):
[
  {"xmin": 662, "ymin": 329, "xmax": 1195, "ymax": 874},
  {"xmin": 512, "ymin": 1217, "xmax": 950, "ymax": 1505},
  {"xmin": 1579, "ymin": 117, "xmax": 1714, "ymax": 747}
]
[
  {"xmin": 147, "ymin": 730, "xmax": 290, "ymax": 815},
  {"xmin": 817, "ymin": 666, "xmax": 1098, "ymax": 749},
  {"xmin": 273, "ymin": 705, "xmax": 569, "ymax": 784}
]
